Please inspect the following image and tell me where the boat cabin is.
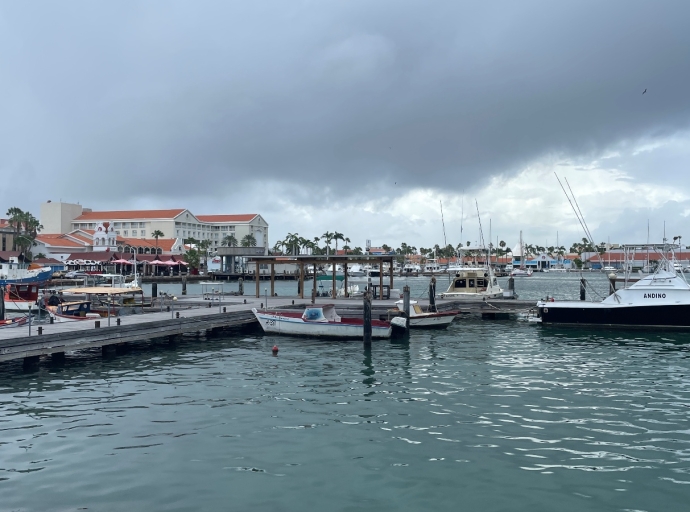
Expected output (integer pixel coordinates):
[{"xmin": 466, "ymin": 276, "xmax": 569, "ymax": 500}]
[
  {"xmin": 55, "ymin": 301, "xmax": 93, "ymax": 317},
  {"xmin": 5, "ymin": 284, "xmax": 39, "ymax": 303},
  {"xmin": 446, "ymin": 270, "xmax": 499, "ymax": 293}
]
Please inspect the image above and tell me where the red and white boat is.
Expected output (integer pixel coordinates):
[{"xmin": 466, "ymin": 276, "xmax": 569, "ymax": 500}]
[
  {"xmin": 3, "ymin": 284, "xmax": 40, "ymax": 312},
  {"xmin": 252, "ymin": 305, "xmax": 392, "ymax": 339},
  {"xmin": 390, "ymin": 300, "xmax": 458, "ymax": 330}
]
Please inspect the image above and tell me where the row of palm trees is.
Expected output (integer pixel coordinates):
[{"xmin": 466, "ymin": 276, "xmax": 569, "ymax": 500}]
[
  {"xmin": 272, "ymin": 232, "xmax": 361, "ymax": 256},
  {"xmin": 6, "ymin": 207, "xmax": 43, "ymax": 257}
]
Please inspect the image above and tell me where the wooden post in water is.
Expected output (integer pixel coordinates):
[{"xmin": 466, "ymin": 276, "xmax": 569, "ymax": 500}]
[
  {"xmin": 429, "ymin": 276, "xmax": 437, "ymax": 312},
  {"xmin": 313, "ymin": 262, "xmax": 317, "ymax": 300},
  {"xmin": 299, "ymin": 262, "xmax": 304, "ymax": 299},
  {"xmin": 508, "ymin": 277, "xmax": 514, "ymax": 296},
  {"xmin": 332, "ymin": 261, "xmax": 336, "ymax": 298},
  {"xmin": 580, "ymin": 278, "xmax": 586, "ymax": 301},
  {"xmin": 344, "ymin": 263, "xmax": 349, "ymax": 298},
  {"xmin": 238, "ymin": 277, "xmax": 244, "ymax": 296},
  {"xmin": 363, "ymin": 287, "xmax": 372, "ymax": 345},
  {"xmin": 270, "ymin": 263, "xmax": 275, "ymax": 298},
  {"xmin": 0, "ymin": 286, "xmax": 5, "ymax": 321},
  {"xmin": 403, "ymin": 285, "xmax": 410, "ymax": 335},
  {"xmin": 182, "ymin": 276, "xmax": 187, "ymax": 295},
  {"xmin": 152, "ymin": 282, "xmax": 158, "ymax": 299},
  {"xmin": 379, "ymin": 262, "xmax": 384, "ymax": 299},
  {"xmin": 255, "ymin": 265, "xmax": 260, "ymax": 298},
  {"xmin": 389, "ymin": 257, "xmax": 394, "ymax": 293}
]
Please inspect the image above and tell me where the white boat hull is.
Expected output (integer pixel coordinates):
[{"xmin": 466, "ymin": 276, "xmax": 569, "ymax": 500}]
[
  {"xmin": 253, "ymin": 309, "xmax": 391, "ymax": 339},
  {"xmin": 4, "ymin": 300, "xmax": 38, "ymax": 312},
  {"xmin": 440, "ymin": 291, "xmax": 504, "ymax": 300},
  {"xmin": 391, "ymin": 314, "xmax": 456, "ymax": 329}
]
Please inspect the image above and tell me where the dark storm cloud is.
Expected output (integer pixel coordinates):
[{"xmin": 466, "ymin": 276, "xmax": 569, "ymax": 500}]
[{"xmin": 2, "ymin": 0, "xmax": 690, "ymax": 209}]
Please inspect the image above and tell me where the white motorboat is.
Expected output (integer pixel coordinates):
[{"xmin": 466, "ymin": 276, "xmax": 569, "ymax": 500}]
[
  {"xmin": 347, "ymin": 263, "xmax": 366, "ymax": 277},
  {"xmin": 390, "ymin": 300, "xmax": 458, "ymax": 330},
  {"xmin": 510, "ymin": 268, "xmax": 533, "ymax": 277},
  {"xmin": 402, "ymin": 263, "xmax": 421, "ymax": 274},
  {"xmin": 440, "ymin": 267, "xmax": 505, "ymax": 300},
  {"xmin": 537, "ymin": 248, "xmax": 690, "ymax": 328},
  {"xmin": 423, "ymin": 259, "xmax": 442, "ymax": 273},
  {"xmin": 252, "ymin": 305, "xmax": 392, "ymax": 339}
]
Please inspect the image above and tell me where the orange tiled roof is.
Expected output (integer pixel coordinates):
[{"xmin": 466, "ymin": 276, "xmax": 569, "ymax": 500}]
[
  {"xmin": 117, "ymin": 237, "xmax": 177, "ymax": 251},
  {"xmin": 196, "ymin": 214, "xmax": 257, "ymax": 223},
  {"xmin": 74, "ymin": 209, "xmax": 186, "ymax": 221},
  {"xmin": 35, "ymin": 234, "xmax": 84, "ymax": 247}
]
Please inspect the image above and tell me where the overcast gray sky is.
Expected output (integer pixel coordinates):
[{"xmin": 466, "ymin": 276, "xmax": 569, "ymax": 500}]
[{"xmin": 2, "ymin": 1, "xmax": 690, "ymax": 249}]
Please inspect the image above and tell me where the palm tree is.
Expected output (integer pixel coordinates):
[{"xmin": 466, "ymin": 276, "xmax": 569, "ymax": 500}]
[
  {"xmin": 241, "ymin": 234, "xmax": 257, "ymax": 247},
  {"xmin": 6, "ymin": 207, "xmax": 24, "ymax": 251},
  {"xmin": 198, "ymin": 239, "xmax": 211, "ymax": 271},
  {"xmin": 151, "ymin": 229, "xmax": 165, "ymax": 255},
  {"xmin": 352, "ymin": 247, "xmax": 363, "ymax": 255},
  {"xmin": 321, "ymin": 231, "xmax": 334, "ymax": 255},
  {"xmin": 222, "ymin": 234, "xmax": 238, "ymax": 247},
  {"xmin": 333, "ymin": 232, "xmax": 345, "ymax": 254}
]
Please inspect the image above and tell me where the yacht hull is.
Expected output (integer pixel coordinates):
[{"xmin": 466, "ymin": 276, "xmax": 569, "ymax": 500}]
[{"xmin": 539, "ymin": 303, "xmax": 690, "ymax": 329}]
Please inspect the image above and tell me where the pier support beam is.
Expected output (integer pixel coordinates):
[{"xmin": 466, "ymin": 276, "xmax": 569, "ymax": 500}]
[
  {"xmin": 51, "ymin": 352, "xmax": 65, "ymax": 363},
  {"xmin": 379, "ymin": 268, "xmax": 384, "ymax": 300},
  {"xmin": 299, "ymin": 262, "xmax": 304, "ymax": 299},
  {"xmin": 313, "ymin": 263, "xmax": 317, "ymax": 301},
  {"xmin": 344, "ymin": 264, "xmax": 349, "ymax": 298},
  {"xmin": 182, "ymin": 276, "xmax": 187, "ymax": 295},
  {"xmin": 255, "ymin": 267, "xmax": 260, "ymax": 298},
  {"xmin": 23, "ymin": 355, "xmax": 40, "ymax": 369},
  {"xmin": 403, "ymin": 285, "xmax": 410, "ymax": 335},
  {"xmin": 429, "ymin": 277, "xmax": 437, "ymax": 312},
  {"xmin": 238, "ymin": 278, "xmax": 244, "ymax": 296},
  {"xmin": 389, "ymin": 260, "xmax": 394, "ymax": 294},
  {"xmin": 270, "ymin": 264, "xmax": 275, "ymax": 298},
  {"xmin": 580, "ymin": 278, "xmax": 586, "ymax": 301},
  {"xmin": 363, "ymin": 288, "xmax": 372, "ymax": 345}
]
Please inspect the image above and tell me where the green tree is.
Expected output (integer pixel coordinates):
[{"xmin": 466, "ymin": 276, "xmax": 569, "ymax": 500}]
[
  {"xmin": 6, "ymin": 207, "xmax": 23, "ymax": 251},
  {"xmin": 351, "ymin": 247, "xmax": 363, "ymax": 255},
  {"xmin": 151, "ymin": 229, "xmax": 165, "ymax": 255},
  {"xmin": 222, "ymin": 234, "xmax": 238, "ymax": 247},
  {"xmin": 321, "ymin": 231, "xmax": 334, "ymax": 255},
  {"xmin": 183, "ymin": 238, "xmax": 201, "ymax": 271},
  {"xmin": 241, "ymin": 234, "xmax": 257, "ymax": 247},
  {"xmin": 198, "ymin": 239, "xmax": 211, "ymax": 271}
]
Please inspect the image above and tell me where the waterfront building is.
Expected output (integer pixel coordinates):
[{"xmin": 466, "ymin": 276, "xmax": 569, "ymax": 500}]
[{"xmin": 39, "ymin": 201, "xmax": 268, "ymax": 254}]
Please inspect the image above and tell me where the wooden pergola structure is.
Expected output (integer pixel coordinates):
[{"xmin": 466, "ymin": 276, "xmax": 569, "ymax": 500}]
[{"xmin": 247, "ymin": 255, "xmax": 396, "ymax": 299}]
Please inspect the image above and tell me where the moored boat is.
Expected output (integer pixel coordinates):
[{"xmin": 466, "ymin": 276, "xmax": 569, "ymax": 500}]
[
  {"xmin": 3, "ymin": 284, "xmax": 40, "ymax": 312},
  {"xmin": 390, "ymin": 300, "xmax": 457, "ymax": 330},
  {"xmin": 252, "ymin": 305, "xmax": 392, "ymax": 339},
  {"xmin": 0, "ymin": 316, "xmax": 29, "ymax": 328},
  {"xmin": 46, "ymin": 300, "xmax": 101, "ymax": 322},
  {"xmin": 440, "ymin": 267, "xmax": 504, "ymax": 300},
  {"xmin": 537, "ymin": 251, "xmax": 690, "ymax": 328},
  {"xmin": 0, "ymin": 261, "xmax": 52, "ymax": 285}
]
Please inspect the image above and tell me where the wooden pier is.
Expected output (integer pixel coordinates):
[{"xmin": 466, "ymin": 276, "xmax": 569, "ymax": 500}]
[{"xmin": 0, "ymin": 295, "xmax": 537, "ymax": 367}]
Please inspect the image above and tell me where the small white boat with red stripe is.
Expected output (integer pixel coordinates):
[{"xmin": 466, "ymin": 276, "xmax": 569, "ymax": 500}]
[
  {"xmin": 390, "ymin": 300, "xmax": 458, "ymax": 330},
  {"xmin": 252, "ymin": 305, "xmax": 392, "ymax": 339}
]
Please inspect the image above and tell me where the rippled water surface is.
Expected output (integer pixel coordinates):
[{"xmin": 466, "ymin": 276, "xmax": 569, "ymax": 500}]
[{"xmin": 2, "ymin": 316, "xmax": 690, "ymax": 511}]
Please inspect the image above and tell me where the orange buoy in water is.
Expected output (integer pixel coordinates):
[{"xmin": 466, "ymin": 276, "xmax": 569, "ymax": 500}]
[{"xmin": 272, "ymin": 345, "xmax": 279, "ymax": 354}]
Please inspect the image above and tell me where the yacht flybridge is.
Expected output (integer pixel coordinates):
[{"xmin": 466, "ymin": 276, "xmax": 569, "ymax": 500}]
[
  {"xmin": 440, "ymin": 266, "xmax": 504, "ymax": 300},
  {"xmin": 537, "ymin": 244, "xmax": 690, "ymax": 328}
]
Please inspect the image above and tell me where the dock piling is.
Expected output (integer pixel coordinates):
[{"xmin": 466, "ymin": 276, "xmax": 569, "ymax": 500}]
[
  {"xmin": 182, "ymin": 276, "xmax": 187, "ymax": 295},
  {"xmin": 238, "ymin": 278, "xmax": 244, "ymax": 295},
  {"xmin": 580, "ymin": 278, "xmax": 586, "ymax": 301},
  {"xmin": 403, "ymin": 285, "xmax": 410, "ymax": 335},
  {"xmin": 429, "ymin": 277, "xmax": 437, "ymax": 312},
  {"xmin": 152, "ymin": 283, "xmax": 158, "ymax": 298},
  {"xmin": 363, "ymin": 288, "xmax": 372, "ymax": 345}
]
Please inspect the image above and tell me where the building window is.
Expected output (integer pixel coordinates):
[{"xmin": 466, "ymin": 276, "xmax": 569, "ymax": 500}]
[
  {"xmin": 116, "ymin": 231, "xmax": 120, "ymax": 235},
  {"xmin": 132, "ymin": 230, "xmax": 137, "ymax": 236},
  {"xmin": 124, "ymin": 230, "xmax": 128, "ymax": 236},
  {"xmin": 141, "ymin": 232, "xmax": 146, "ymax": 238},
  {"xmin": 177, "ymin": 230, "xmax": 180, "ymax": 236},
  {"xmin": 114, "ymin": 222, "xmax": 121, "ymax": 228},
  {"xmin": 139, "ymin": 222, "xmax": 145, "ymax": 228},
  {"xmin": 228, "ymin": 225, "xmax": 235, "ymax": 231}
]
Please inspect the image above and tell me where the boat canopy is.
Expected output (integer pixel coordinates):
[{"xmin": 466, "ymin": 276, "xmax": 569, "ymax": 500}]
[{"xmin": 301, "ymin": 305, "xmax": 342, "ymax": 323}]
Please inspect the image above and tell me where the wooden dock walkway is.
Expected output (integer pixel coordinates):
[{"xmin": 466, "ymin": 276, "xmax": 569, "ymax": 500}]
[{"xmin": 0, "ymin": 296, "xmax": 538, "ymax": 366}]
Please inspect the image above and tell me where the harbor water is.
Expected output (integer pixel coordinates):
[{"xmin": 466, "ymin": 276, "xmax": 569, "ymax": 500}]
[{"xmin": 2, "ymin": 273, "xmax": 689, "ymax": 511}]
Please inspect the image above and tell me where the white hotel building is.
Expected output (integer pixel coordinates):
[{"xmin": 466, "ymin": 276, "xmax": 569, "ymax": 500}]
[{"xmin": 38, "ymin": 201, "xmax": 268, "ymax": 256}]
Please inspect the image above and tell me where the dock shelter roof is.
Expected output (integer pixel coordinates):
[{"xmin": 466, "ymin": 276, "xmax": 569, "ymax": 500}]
[{"xmin": 60, "ymin": 287, "xmax": 142, "ymax": 295}]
